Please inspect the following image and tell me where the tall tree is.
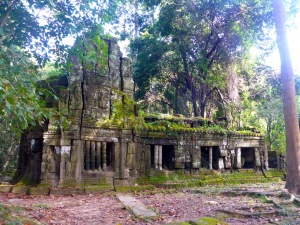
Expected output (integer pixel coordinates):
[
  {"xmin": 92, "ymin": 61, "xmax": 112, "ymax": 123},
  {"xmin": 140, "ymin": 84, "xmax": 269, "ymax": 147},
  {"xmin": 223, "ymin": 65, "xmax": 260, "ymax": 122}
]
[
  {"xmin": 273, "ymin": 0, "xmax": 300, "ymax": 193},
  {"xmin": 132, "ymin": 0, "xmax": 273, "ymax": 119}
]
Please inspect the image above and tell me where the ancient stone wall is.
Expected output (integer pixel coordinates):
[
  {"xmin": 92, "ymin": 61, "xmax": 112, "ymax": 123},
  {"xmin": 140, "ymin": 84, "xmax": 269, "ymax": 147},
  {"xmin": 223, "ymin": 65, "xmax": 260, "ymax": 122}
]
[{"xmin": 14, "ymin": 37, "xmax": 269, "ymax": 187}]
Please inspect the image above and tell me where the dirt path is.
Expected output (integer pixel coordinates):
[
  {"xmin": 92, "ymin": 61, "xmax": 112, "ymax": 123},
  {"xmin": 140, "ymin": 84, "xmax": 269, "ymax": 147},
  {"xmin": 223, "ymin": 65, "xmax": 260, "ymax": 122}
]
[{"xmin": 1, "ymin": 182, "xmax": 300, "ymax": 225}]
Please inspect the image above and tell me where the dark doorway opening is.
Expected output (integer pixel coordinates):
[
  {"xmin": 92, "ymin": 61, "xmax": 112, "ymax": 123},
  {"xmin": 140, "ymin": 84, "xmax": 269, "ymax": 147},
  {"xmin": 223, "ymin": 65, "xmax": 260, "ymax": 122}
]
[
  {"xmin": 150, "ymin": 145, "xmax": 155, "ymax": 168},
  {"xmin": 268, "ymin": 151, "xmax": 278, "ymax": 168},
  {"xmin": 241, "ymin": 148, "xmax": 255, "ymax": 168},
  {"xmin": 201, "ymin": 147, "xmax": 209, "ymax": 169},
  {"xmin": 162, "ymin": 145, "xmax": 175, "ymax": 169},
  {"xmin": 106, "ymin": 142, "xmax": 115, "ymax": 171}
]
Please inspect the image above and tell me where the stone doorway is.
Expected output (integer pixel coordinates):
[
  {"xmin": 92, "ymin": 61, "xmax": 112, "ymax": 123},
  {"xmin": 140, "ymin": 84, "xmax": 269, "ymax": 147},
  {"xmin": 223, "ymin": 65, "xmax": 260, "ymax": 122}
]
[
  {"xmin": 241, "ymin": 147, "xmax": 255, "ymax": 168},
  {"xmin": 162, "ymin": 145, "xmax": 175, "ymax": 170}
]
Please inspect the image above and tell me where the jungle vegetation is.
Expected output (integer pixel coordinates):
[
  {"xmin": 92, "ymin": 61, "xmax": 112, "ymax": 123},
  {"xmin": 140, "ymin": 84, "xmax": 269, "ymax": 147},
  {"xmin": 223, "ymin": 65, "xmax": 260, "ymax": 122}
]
[{"xmin": 0, "ymin": 0, "xmax": 300, "ymax": 193}]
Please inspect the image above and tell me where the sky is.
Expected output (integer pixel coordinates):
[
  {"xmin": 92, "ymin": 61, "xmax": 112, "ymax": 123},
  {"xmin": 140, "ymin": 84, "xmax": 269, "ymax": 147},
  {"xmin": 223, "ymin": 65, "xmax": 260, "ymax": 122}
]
[{"xmin": 267, "ymin": 13, "xmax": 300, "ymax": 75}]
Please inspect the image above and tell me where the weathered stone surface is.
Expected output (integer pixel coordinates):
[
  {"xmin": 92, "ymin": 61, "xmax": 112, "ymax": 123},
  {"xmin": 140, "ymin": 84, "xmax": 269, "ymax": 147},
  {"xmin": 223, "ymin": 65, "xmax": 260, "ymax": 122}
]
[
  {"xmin": 28, "ymin": 187, "xmax": 50, "ymax": 195},
  {"xmin": 192, "ymin": 217, "xmax": 229, "ymax": 225},
  {"xmin": 116, "ymin": 194, "xmax": 157, "ymax": 218},
  {"xmin": 0, "ymin": 185, "xmax": 12, "ymax": 193},
  {"xmin": 11, "ymin": 186, "xmax": 29, "ymax": 194},
  {"xmin": 15, "ymin": 36, "xmax": 268, "ymax": 189}
]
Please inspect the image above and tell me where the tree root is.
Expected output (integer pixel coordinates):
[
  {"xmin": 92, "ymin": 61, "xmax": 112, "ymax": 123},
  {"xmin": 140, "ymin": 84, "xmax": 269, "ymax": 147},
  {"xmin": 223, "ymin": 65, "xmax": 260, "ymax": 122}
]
[{"xmin": 218, "ymin": 208, "xmax": 279, "ymax": 218}]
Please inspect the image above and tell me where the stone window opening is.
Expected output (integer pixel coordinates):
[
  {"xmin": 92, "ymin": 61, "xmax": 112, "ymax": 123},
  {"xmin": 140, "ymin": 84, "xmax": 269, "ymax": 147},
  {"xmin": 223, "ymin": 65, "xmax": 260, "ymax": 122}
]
[
  {"xmin": 150, "ymin": 145, "xmax": 175, "ymax": 170},
  {"xmin": 201, "ymin": 146, "xmax": 220, "ymax": 169},
  {"xmin": 84, "ymin": 141, "xmax": 112, "ymax": 171}
]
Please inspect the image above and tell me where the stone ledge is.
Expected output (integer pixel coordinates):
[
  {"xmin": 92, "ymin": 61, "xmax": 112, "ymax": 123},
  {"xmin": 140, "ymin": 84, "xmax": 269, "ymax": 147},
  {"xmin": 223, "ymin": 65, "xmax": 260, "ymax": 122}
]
[
  {"xmin": 0, "ymin": 185, "xmax": 12, "ymax": 193},
  {"xmin": 11, "ymin": 186, "xmax": 29, "ymax": 194}
]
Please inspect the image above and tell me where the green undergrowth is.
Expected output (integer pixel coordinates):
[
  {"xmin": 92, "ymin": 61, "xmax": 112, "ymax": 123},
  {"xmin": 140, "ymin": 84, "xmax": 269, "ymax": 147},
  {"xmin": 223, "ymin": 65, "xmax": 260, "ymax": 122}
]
[
  {"xmin": 0, "ymin": 204, "xmax": 39, "ymax": 225},
  {"xmin": 137, "ymin": 170, "xmax": 283, "ymax": 189},
  {"xmin": 115, "ymin": 185, "xmax": 156, "ymax": 193}
]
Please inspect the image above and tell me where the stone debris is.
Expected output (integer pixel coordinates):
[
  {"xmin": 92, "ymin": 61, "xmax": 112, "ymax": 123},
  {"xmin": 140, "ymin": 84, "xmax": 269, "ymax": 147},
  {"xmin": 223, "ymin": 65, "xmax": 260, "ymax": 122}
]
[{"xmin": 116, "ymin": 194, "xmax": 157, "ymax": 218}]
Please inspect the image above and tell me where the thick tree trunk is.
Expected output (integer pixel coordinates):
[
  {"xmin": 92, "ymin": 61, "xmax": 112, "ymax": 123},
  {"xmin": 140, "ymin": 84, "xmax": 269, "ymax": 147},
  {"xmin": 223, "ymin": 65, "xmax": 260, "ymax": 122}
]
[{"xmin": 273, "ymin": 0, "xmax": 300, "ymax": 193}]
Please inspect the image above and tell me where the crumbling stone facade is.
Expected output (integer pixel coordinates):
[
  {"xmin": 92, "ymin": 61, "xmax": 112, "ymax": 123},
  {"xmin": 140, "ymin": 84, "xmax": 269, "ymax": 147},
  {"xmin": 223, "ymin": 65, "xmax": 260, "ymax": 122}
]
[{"xmin": 14, "ymin": 38, "xmax": 269, "ymax": 187}]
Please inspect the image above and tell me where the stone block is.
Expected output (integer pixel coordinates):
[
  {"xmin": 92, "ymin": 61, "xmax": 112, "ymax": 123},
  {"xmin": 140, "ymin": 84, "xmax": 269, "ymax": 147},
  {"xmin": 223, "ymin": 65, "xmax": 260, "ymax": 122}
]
[
  {"xmin": 11, "ymin": 186, "xmax": 29, "ymax": 194},
  {"xmin": 220, "ymin": 149, "xmax": 227, "ymax": 157},
  {"xmin": 28, "ymin": 187, "xmax": 50, "ymax": 195},
  {"xmin": 50, "ymin": 188, "xmax": 84, "ymax": 195},
  {"xmin": 84, "ymin": 185, "xmax": 114, "ymax": 194},
  {"xmin": 218, "ymin": 158, "xmax": 225, "ymax": 170},
  {"xmin": 0, "ymin": 185, "xmax": 12, "ymax": 193},
  {"xmin": 192, "ymin": 217, "xmax": 228, "ymax": 225}
]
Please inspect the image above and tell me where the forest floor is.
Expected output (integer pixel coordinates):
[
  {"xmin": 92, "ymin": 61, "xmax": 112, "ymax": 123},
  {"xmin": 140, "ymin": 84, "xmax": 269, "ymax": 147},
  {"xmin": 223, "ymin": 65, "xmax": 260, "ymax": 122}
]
[{"xmin": 1, "ymin": 181, "xmax": 300, "ymax": 225}]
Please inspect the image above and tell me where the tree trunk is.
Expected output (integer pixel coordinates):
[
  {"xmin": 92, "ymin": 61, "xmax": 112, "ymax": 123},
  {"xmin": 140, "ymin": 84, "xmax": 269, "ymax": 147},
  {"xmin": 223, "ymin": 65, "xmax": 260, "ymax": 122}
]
[{"xmin": 273, "ymin": 0, "xmax": 300, "ymax": 193}]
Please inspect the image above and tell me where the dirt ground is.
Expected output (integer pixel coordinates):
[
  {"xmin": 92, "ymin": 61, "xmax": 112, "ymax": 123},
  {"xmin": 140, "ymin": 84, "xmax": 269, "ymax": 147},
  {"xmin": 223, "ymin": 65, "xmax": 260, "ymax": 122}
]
[{"xmin": 1, "ymin": 182, "xmax": 300, "ymax": 225}]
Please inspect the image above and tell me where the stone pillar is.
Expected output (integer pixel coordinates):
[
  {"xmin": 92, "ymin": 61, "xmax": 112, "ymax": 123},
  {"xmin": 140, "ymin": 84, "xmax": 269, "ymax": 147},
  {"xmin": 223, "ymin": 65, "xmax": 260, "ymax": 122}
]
[
  {"xmin": 255, "ymin": 148, "xmax": 261, "ymax": 167},
  {"xmin": 154, "ymin": 145, "xmax": 159, "ymax": 169},
  {"xmin": 96, "ymin": 142, "xmax": 101, "ymax": 171},
  {"xmin": 209, "ymin": 147, "xmax": 213, "ymax": 170},
  {"xmin": 74, "ymin": 140, "xmax": 82, "ymax": 185},
  {"xmin": 192, "ymin": 145, "xmax": 201, "ymax": 168},
  {"xmin": 58, "ymin": 147, "xmax": 65, "ymax": 187},
  {"xmin": 85, "ymin": 141, "xmax": 90, "ymax": 170},
  {"xmin": 102, "ymin": 142, "xmax": 107, "ymax": 171},
  {"xmin": 158, "ymin": 145, "xmax": 163, "ymax": 170},
  {"xmin": 90, "ymin": 141, "xmax": 96, "ymax": 171},
  {"xmin": 119, "ymin": 141, "xmax": 127, "ymax": 179},
  {"xmin": 234, "ymin": 147, "xmax": 241, "ymax": 168}
]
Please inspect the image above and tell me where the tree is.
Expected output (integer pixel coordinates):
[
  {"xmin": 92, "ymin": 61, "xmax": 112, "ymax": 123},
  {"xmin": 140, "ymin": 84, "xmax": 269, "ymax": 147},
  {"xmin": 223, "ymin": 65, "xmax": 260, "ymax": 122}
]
[
  {"xmin": 0, "ymin": 0, "xmax": 122, "ymax": 174},
  {"xmin": 273, "ymin": 0, "xmax": 300, "ymax": 193},
  {"xmin": 131, "ymin": 0, "xmax": 273, "ymax": 119}
]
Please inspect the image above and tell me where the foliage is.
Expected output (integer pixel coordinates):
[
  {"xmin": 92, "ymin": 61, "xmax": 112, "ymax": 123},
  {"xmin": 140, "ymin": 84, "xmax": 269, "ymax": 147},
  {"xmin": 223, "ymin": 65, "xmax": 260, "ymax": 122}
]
[
  {"xmin": 67, "ymin": 28, "xmax": 109, "ymax": 73},
  {"xmin": 131, "ymin": 0, "xmax": 273, "ymax": 118},
  {"xmin": 0, "ymin": 0, "xmax": 122, "ymax": 173},
  {"xmin": 0, "ymin": 45, "xmax": 55, "ymax": 132}
]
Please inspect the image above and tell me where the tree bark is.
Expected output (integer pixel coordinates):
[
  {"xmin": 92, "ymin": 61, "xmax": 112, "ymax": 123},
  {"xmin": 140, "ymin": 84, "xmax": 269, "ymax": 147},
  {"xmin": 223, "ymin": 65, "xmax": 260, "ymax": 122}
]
[{"xmin": 273, "ymin": 0, "xmax": 300, "ymax": 193}]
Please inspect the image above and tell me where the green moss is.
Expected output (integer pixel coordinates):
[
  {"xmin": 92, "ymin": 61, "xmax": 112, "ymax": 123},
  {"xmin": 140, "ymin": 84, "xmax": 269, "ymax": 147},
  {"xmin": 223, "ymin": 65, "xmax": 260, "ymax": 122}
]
[
  {"xmin": 192, "ymin": 217, "xmax": 229, "ymax": 225},
  {"xmin": 115, "ymin": 185, "xmax": 156, "ymax": 193},
  {"xmin": 84, "ymin": 185, "xmax": 114, "ymax": 193},
  {"xmin": 164, "ymin": 222, "xmax": 191, "ymax": 225},
  {"xmin": 29, "ymin": 187, "xmax": 50, "ymax": 195}
]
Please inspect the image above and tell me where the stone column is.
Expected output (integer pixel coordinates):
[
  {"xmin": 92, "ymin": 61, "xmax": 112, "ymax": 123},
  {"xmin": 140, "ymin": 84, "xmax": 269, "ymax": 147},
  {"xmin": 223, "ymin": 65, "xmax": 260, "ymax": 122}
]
[
  {"xmin": 96, "ymin": 142, "xmax": 101, "ymax": 171},
  {"xmin": 154, "ymin": 145, "xmax": 159, "ymax": 169},
  {"xmin": 58, "ymin": 147, "xmax": 65, "ymax": 187},
  {"xmin": 102, "ymin": 142, "xmax": 107, "ymax": 171},
  {"xmin": 90, "ymin": 141, "xmax": 96, "ymax": 171},
  {"xmin": 209, "ymin": 147, "xmax": 213, "ymax": 170},
  {"xmin": 254, "ymin": 148, "xmax": 261, "ymax": 167},
  {"xmin": 192, "ymin": 145, "xmax": 201, "ymax": 168},
  {"xmin": 85, "ymin": 141, "xmax": 90, "ymax": 170},
  {"xmin": 74, "ymin": 140, "xmax": 83, "ymax": 185},
  {"xmin": 234, "ymin": 147, "xmax": 241, "ymax": 168},
  {"xmin": 158, "ymin": 145, "xmax": 163, "ymax": 170}
]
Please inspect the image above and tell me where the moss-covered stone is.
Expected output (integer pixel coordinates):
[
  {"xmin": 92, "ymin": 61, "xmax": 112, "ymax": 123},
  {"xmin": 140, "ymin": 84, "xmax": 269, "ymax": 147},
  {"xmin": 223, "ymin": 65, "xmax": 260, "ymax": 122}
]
[
  {"xmin": 11, "ymin": 186, "xmax": 29, "ymax": 194},
  {"xmin": 115, "ymin": 185, "xmax": 156, "ymax": 193},
  {"xmin": 0, "ymin": 185, "xmax": 12, "ymax": 193},
  {"xmin": 191, "ymin": 217, "xmax": 229, "ymax": 225},
  {"xmin": 28, "ymin": 187, "xmax": 50, "ymax": 195},
  {"xmin": 50, "ymin": 188, "xmax": 85, "ymax": 195},
  {"xmin": 84, "ymin": 185, "xmax": 114, "ymax": 194},
  {"xmin": 163, "ymin": 222, "xmax": 191, "ymax": 225}
]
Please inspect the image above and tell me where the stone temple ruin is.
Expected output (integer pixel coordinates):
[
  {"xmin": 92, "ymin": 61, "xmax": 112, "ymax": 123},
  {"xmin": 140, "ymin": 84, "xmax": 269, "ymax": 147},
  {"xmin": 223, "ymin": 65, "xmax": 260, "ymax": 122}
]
[{"xmin": 13, "ymin": 37, "xmax": 272, "ymax": 187}]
